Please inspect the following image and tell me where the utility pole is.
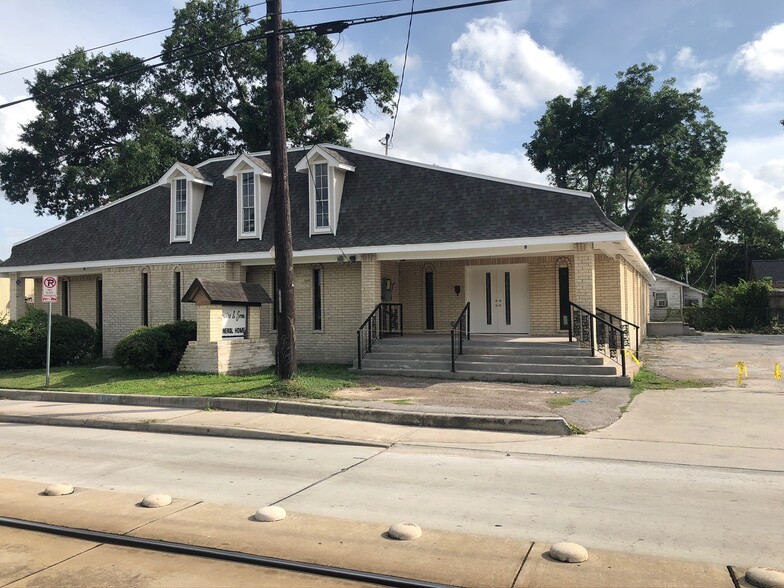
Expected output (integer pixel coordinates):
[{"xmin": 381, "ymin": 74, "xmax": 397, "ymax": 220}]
[{"xmin": 267, "ymin": 0, "xmax": 297, "ymax": 379}]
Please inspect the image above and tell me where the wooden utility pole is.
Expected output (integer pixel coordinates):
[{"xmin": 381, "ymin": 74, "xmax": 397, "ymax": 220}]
[{"xmin": 267, "ymin": 0, "xmax": 297, "ymax": 379}]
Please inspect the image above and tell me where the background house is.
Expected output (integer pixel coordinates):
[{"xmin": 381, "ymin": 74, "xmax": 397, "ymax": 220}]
[
  {"xmin": 750, "ymin": 260, "xmax": 784, "ymax": 288},
  {"xmin": 650, "ymin": 273, "xmax": 705, "ymax": 321}
]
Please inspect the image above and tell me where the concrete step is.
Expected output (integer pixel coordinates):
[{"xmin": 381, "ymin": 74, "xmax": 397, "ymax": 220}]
[
  {"xmin": 373, "ymin": 342, "xmax": 592, "ymax": 357},
  {"xmin": 366, "ymin": 351, "xmax": 606, "ymax": 366},
  {"xmin": 354, "ymin": 367, "xmax": 631, "ymax": 387},
  {"xmin": 361, "ymin": 358, "xmax": 616, "ymax": 376}
]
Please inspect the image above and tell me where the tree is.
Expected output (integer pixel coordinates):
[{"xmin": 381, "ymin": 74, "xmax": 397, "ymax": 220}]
[
  {"xmin": 0, "ymin": 51, "xmax": 189, "ymax": 218},
  {"xmin": 686, "ymin": 183, "xmax": 784, "ymax": 286},
  {"xmin": 159, "ymin": 0, "xmax": 397, "ymax": 154},
  {"xmin": 524, "ymin": 64, "xmax": 727, "ymax": 238},
  {"xmin": 1, "ymin": 0, "xmax": 398, "ymax": 218}
]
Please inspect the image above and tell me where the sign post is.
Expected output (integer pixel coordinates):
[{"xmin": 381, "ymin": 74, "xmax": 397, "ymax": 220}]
[{"xmin": 42, "ymin": 276, "xmax": 58, "ymax": 387}]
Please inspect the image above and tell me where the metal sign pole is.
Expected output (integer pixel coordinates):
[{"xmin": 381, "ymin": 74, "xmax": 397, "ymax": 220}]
[{"xmin": 45, "ymin": 301, "xmax": 52, "ymax": 387}]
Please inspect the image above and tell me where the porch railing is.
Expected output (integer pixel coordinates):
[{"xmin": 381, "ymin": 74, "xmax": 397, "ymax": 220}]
[
  {"xmin": 450, "ymin": 302, "xmax": 470, "ymax": 373},
  {"xmin": 356, "ymin": 303, "xmax": 403, "ymax": 369},
  {"xmin": 568, "ymin": 302, "xmax": 627, "ymax": 377},
  {"xmin": 596, "ymin": 307, "xmax": 640, "ymax": 356}
]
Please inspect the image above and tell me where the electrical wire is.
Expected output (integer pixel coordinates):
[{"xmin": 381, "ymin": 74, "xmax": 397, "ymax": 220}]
[
  {"xmin": 0, "ymin": 0, "xmax": 405, "ymax": 78},
  {"xmin": 0, "ymin": 0, "xmax": 511, "ymax": 111},
  {"xmin": 388, "ymin": 0, "xmax": 414, "ymax": 149}
]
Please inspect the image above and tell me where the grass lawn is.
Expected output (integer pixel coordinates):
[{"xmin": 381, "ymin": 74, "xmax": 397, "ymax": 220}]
[{"xmin": 0, "ymin": 364, "xmax": 358, "ymax": 399}]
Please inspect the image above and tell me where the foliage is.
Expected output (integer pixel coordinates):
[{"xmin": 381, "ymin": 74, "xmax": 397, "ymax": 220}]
[
  {"xmin": 0, "ymin": 308, "xmax": 96, "ymax": 369},
  {"xmin": 683, "ymin": 279, "xmax": 773, "ymax": 331},
  {"xmin": 1, "ymin": 0, "xmax": 398, "ymax": 218},
  {"xmin": 0, "ymin": 363, "xmax": 356, "ymax": 399},
  {"xmin": 524, "ymin": 64, "xmax": 727, "ymax": 235},
  {"xmin": 113, "ymin": 320, "xmax": 196, "ymax": 372}
]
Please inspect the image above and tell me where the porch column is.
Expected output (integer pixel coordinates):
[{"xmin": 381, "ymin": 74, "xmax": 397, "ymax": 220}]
[
  {"xmin": 9, "ymin": 273, "xmax": 27, "ymax": 320},
  {"xmin": 573, "ymin": 243, "xmax": 596, "ymax": 313},
  {"xmin": 360, "ymin": 254, "xmax": 381, "ymax": 317}
]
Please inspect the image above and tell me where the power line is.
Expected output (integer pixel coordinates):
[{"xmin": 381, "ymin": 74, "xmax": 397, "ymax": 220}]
[
  {"xmin": 0, "ymin": 0, "xmax": 511, "ymax": 112},
  {"xmin": 0, "ymin": 0, "xmax": 405, "ymax": 79},
  {"xmin": 387, "ymin": 0, "xmax": 415, "ymax": 150}
]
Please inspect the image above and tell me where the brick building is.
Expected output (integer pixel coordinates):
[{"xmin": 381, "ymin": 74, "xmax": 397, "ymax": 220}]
[{"xmin": 1, "ymin": 145, "xmax": 652, "ymax": 374}]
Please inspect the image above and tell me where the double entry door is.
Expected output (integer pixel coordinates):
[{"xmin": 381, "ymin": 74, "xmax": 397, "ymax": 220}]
[{"xmin": 466, "ymin": 264, "xmax": 530, "ymax": 334}]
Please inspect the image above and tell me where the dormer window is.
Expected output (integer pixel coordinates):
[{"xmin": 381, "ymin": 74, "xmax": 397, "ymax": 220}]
[
  {"xmin": 159, "ymin": 161, "xmax": 214, "ymax": 244},
  {"xmin": 241, "ymin": 172, "xmax": 256, "ymax": 234},
  {"xmin": 295, "ymin": 145, "xmax": 355, "ymax": 237},
  {"xmin": 315, "ymin": 163, "xmax": 329, "ymax": 229},
  {"xmin": 174, "ymin": 179, "xmax": 187, "ymax": 239},
  {"xmin": 223, "ymin": 153, "xmax": 272, "ymax": 240}
]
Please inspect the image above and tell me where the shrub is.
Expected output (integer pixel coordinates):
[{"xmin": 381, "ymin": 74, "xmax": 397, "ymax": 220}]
[
  {"xmin": 113, "ymin": 320, "xmax": 196, "ymax": 371},
  {"xmin": 684, "ymin": 279, "xmax": 773, "ymax": 332},
  {"xmin": 0, "ymin": 308, "xmax": 96, "ymax": 369}
]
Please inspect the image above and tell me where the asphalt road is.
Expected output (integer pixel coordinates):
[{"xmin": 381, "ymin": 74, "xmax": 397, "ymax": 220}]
[{"xmin": 1, "ymin": 412, "xmax": 782, "ymax": 570}]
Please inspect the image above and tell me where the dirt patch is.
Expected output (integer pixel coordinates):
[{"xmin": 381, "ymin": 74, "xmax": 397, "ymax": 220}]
[{"xmin": 320, "ymin": 375, "xmax": 629, "ymax": 432}]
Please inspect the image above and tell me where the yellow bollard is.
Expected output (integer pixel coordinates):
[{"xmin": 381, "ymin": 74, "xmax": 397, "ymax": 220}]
[
  {"xmin": 775, "ymin": 363, "xmax": 781, "ymax": 380},
  {"xmin": 625, "ymin": 349, "xmax": 641, "ymax": 365},
  {"xmin": 735, "ymin": 361, "xmax": 748, "ymax": 385}
]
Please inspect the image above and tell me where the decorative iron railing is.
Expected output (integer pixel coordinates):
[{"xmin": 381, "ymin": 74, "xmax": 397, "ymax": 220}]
[
  {"xmin": 450, "ymin": 302, "xmax": 470, "ymax": 373},
  {"xmin": 568, "ymin": 302, "xmax": 627, "ymax": 377},
  {"xmin": 596, "ymin": 308, "xmax": 640, "ymax": 356},
  {"xmin": 356, "ymin": 303, "xmax": 403, "ymax": 369}
]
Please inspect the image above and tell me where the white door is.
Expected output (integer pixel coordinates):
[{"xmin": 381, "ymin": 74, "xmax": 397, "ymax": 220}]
[{"xmin": 466, "ymin": 264, "xmax": 530, "ymax": 334}]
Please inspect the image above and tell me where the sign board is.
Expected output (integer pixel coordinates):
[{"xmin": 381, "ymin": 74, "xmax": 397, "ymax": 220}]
[
  {"xmin": 222, "ymin": 305, "xmax": 247, "ymax": 339},
  {"xmin": 42, "ymin": 275, "xmax": 58, "ymax": 303}
]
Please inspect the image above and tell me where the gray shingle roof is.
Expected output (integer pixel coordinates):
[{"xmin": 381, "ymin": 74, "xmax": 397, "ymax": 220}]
[
  {"xmin": 182, "ymin": 279, "xmax": 272, "ymax": 305},
  {"xmin": 2, "ymin": 147, "xmax": 623, "ymax": 268},
  {"xmin": 751, "ymin": 260, "xmax": 784, "ymax": 283},
  {"xmin": 179, "ymin": 162, "xmax": 207, "ymax": 181}
]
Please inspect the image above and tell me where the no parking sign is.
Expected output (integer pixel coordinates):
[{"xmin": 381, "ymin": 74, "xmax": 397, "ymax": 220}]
[{"xmin": 42, "ymin": 275, "xmax": 58, "ymax": 303}]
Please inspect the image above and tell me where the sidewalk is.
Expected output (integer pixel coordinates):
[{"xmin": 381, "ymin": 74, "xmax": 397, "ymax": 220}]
[
  {"xmin": 0, "ymin": 394, "xmax": 560, "ymax": 447},
  {"xmin": 0, "ymin": 477, "xmax": 744, "ymax": 588}
]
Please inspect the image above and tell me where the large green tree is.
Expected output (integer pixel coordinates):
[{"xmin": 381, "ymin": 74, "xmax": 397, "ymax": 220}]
[
  {"xmin": 0, "ymin": 51, "xmax": 188, "ymax": 218},
  {"xmin": 160, "ymin": 0, "xmax": 397, "ymax": 153},
  {"xmin": 0, "ymin": 0, "xmax": 398, "ymax": 218},
  {"xmin": 524, "ymin": 64, "xmax": 727, "ymax": 239}
]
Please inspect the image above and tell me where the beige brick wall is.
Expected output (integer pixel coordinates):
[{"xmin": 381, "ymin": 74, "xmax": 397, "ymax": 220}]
[
  {"xmin": 0, "ymin": 277, "xmax": 9, "ymax": 322},
  {"xmin": 595, "ymin": 255, "xmax": 622, "ymax": 317},
  {"xmin": 246, "ymin": 262, "xmax": 362, "ymax": 363},
  {"xmin": 102, "ymin": 261, "xmax": 242, "ymax": 356}
]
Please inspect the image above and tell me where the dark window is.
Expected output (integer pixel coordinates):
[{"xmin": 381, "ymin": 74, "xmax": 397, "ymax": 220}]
[
  {"xmin": 272, "ymin": 270, "xmax": 278, "ymax": 330},
  {"xmin": 62, "ymin": 281, "xmax": 69, "ymax": 317},
  {"xmin": 142, "ymin": 273, "xmax": 149, "ymax": 327},
  {"xmin": 313, "ymin": 268, "xmax": 322, "ymax": 331},
  {"xmin": 505, "ymin": 271, "xmax": 511, "ymax": 325},
  {"xmin": 559, "ymin": 267, "xmax": 570, "ymax": 330},
  {"xmin": 174, "ymin": 272, "xmax": 181, "ymax": 321},
  {"xmin": 425, "ymin": 272, "xmax": 435, "ymax": 330},
  {"xmin": 96, "ymin": 279, "xmax": 103, "ymax": 331},
  {"xmin": 485, "ymin": 272, "xmax": 492, "ymax": 325}
]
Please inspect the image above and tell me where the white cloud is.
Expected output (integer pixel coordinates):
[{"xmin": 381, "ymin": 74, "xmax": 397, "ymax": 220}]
[
  {"xmin": 0, "ymin": 96, "xmax": 36, "ymax": 150},
  {"xmin": 391, "ymin": 52, "xmax": 421, "ymax": 73},
  {"xmin": 349, "ymin": 17, "xmax": 582, "ymax": 176},
  {"xmin": 646, "ymin": 49, "xmax": 666, "ymax": 67},
  {"xmin": 719, "ymin": 134, "xmax": 784, "ymax": 225},
  {"xmin": 734, "ymin": 23, "xmax": 784, "ymax": 79},
  {"xmin": 673, "ymin": 46, "xmax": 720, "ymax": 92}
]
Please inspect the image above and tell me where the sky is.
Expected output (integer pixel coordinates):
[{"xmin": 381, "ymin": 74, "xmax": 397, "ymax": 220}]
[{"xmin": 1, "ymin": 0, "xmax": 784, "ymax": 261}]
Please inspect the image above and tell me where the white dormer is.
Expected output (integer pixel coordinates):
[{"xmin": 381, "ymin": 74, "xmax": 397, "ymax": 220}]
[
  {"xmin": 158, "ymin": 162, "xmax": 214, "ymax": 244},
  {"xmin": 222, "ymin": 153, "xmax": 272, "ymax": 240},
  {"xmin": 295, "ymin": 145, "xmax": 355, "ymax": 236}
]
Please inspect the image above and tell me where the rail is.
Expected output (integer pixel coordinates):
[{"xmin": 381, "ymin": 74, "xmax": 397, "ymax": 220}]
[
  {"xmin": 568, "ymin": 302, "xmax": 627, "ymax": 377},
  {"xmin": 596, "ymin": 307, "xmax": 640, "ymax": 356},
  {"xmin": 356, "ymin": 303, "xmax": 403, "ymax": 369},
  {"xmin": 450, "ymin": 302, "xmax": 470, "ymax": 373}
]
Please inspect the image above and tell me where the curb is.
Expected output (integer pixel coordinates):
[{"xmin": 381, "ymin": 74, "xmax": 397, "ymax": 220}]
[
  {"xmin": 0, "ymin": 388, "xmax": 571, "ymax": 436},
  {"xmin": 0, "ymin": 413, "xmax": 385, "ymax": 448}
]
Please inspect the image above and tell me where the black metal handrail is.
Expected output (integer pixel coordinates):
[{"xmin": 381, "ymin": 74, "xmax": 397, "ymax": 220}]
[
  {"xmin": 450, "ymin": 302, "xmax": 470, "ymax": 373},
  {"xmin": 356, "ymin": 303, "xmax": 403, "ymax": 369},
  {"xmin": 568, "ymin": 302, "xmax": 627, "ymax": 377},
  {"xmin": 596, "ymin": 307, "xmax": 640, "ymax": 355}
]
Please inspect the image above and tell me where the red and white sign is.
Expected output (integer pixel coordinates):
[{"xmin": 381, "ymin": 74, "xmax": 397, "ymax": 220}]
[{"xmin": 42, "ymin": 275, "xmax": 58, "ymax": 303}]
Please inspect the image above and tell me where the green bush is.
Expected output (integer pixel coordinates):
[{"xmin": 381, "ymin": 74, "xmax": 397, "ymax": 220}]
[
  {"xmin": 0, "ymin": 308, "xmax": 96, "ymax": 369},
  {"xmin": 113, "ymin": 320, "xmax": 196, "ymax": 371},
  {"xmin": 684, "ymin": 280, "xmax": 773, "ymax": 332}
]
